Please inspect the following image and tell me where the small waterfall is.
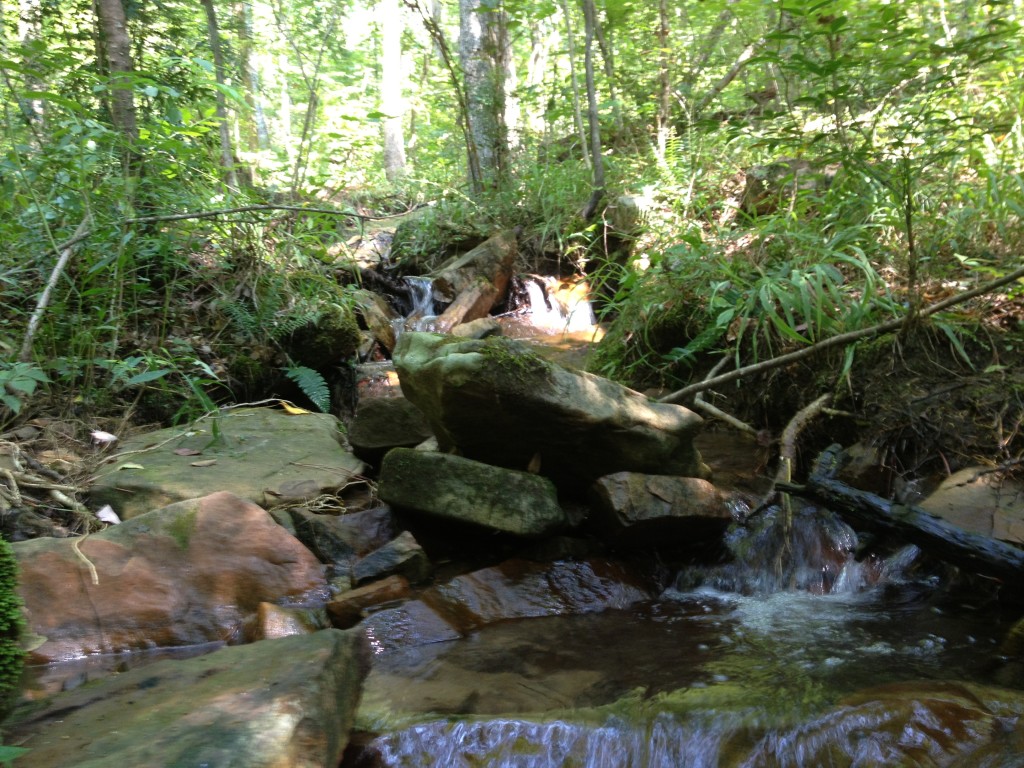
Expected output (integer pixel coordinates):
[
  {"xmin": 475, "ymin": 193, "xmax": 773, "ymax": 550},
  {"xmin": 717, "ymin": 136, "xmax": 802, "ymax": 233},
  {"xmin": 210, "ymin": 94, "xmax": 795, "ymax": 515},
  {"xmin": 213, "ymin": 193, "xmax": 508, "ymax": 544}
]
[
  {"xmin": 671, "ymin": 502, "xmax": 916, "ymax": 597},
  {"xmin": 393, "ymin": 276, "xmax": 440, "ymax": 340},
  {"xmin": 523, "ymin": 277, "xmax": 597, "ymax": 333},
  {"xmin": 404, "ymin": 276, "xmax": 435, "ymax": 318}
]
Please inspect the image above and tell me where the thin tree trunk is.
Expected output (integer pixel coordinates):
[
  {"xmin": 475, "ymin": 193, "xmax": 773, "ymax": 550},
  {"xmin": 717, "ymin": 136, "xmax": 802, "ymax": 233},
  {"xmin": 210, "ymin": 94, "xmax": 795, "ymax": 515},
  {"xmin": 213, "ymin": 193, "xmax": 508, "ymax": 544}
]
[
  {"xmin": 655, "ymin": 0, "xmax": 670, "ymax": 158},
  {"xmin": 235, "ymin": 1, "xmax": 269, "ymax": 152},
  {"xmin": 404, "ymin": 0, "xmax": 480, "ymax": 191},
  {"xmin": 279, "ymin": 52, "xmax": 292, "ymax": 162},
  {"xmin": 459, "ymin": 0, "xmax": 510, "ymax": 189},
  {"xmin": 94, "ymin": 0, "xmax": 139, "ymax": 149},
  {"xmin": 592, "ymin": 2, "xmax": 622, "ymax": 135},
  {"xmin": 581, "ymin": 0, "xmax": 604, "ymax": 218},
  {"xmin": 380, "ymin": 0, "xmax": 407, "ymax": 182},
  {"xmin": 201, "ymin": 0, "xmax": 239, "ymax": 191},
  {"xmin": 560, "ymin": 0, "xmax": 590, "ymax": 169}
]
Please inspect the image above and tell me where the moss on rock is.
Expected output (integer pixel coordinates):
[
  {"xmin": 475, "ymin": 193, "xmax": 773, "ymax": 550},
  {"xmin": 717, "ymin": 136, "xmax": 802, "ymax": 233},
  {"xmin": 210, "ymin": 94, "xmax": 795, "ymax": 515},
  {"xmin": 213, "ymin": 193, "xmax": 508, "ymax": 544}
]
[{"xmin": 0, "ymin": 538, "xmax": 24, "ymax": 723}]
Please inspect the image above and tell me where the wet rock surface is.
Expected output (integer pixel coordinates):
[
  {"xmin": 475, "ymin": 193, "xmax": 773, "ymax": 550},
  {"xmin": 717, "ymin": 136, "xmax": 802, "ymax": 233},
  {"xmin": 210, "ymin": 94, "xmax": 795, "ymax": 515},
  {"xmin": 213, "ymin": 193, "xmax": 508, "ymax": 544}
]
[
  {"xmin": 14, "ymin": 491, "xmax": 326, "ymax": 663},
  {"xmin": 589, "ymin": 472, "xmax": 735, "ymax": 547},
  {"xmin": 8, "ymin": 630, "xmax": 368, "ymax": 768}
]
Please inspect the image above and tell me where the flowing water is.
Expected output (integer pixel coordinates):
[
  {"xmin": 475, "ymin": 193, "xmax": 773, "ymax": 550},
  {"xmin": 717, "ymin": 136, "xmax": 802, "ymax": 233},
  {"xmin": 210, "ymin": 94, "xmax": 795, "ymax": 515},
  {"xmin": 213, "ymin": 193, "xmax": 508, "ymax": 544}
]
[
  {"xmin": 351, "ymin": 284, "xmax": 1024, "ymax": 766},
  {"xmin": 348, "ymin": 506, "xmax": 1024, "ymax": 767}
]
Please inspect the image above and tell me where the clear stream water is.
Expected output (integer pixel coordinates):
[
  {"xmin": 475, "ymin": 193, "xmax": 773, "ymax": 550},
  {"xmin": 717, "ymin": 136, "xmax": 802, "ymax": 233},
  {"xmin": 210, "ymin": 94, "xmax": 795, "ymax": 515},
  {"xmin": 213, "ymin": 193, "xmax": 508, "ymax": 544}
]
[
  {"xmin": 349, "ymin": 509, "xmax": 1023, "ymax": 767},
  {"xmin": 345, "ymin": 281, "xmax": 1024, "ymax": 767}
]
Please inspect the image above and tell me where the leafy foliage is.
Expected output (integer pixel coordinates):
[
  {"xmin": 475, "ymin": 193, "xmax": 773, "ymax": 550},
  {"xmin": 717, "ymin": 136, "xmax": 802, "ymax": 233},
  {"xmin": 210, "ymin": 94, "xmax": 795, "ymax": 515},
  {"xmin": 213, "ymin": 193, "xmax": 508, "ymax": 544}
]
[{"xmin": 284, "ymin": 365, "xmax": 331, "ymax": 413}]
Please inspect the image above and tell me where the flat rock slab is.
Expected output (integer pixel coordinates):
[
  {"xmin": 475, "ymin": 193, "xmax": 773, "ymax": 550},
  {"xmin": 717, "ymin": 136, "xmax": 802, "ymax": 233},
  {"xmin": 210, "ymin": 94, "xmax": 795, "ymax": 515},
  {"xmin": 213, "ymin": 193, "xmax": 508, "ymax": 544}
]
[
  {"xmin": 919, "ymin": 467, "xmax": 1024, "ymax": 544},
  {"xmin": 14, "ymin": 491, "xmax": 327, "ymax": 663},
  {"xmin": 90, "ymin": 407, "xmax": 364, "ymax": 519},
  {"xmin": 590, "ymin": 472, "xmax": 735, "ymax": 546},
  {"xmin": 7, "ymin": 630, "xmax": 368, "ymax": 768}
]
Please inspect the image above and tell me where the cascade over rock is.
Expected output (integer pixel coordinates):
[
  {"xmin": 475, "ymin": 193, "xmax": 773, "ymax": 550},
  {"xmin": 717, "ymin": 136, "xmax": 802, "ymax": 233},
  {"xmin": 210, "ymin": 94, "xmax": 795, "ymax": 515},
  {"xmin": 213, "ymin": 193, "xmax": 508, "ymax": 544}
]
[{"xmin": 392, "ymin": 332, "xmax": 709, "ymax": 488}]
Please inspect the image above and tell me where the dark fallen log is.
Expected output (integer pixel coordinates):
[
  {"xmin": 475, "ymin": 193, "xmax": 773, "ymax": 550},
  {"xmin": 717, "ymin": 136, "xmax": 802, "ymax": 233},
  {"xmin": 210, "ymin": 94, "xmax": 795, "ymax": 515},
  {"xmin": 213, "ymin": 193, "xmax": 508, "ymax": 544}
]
[{"xmin": 794, "ymin": 444, "xmax": 1024, "ymax": 588}]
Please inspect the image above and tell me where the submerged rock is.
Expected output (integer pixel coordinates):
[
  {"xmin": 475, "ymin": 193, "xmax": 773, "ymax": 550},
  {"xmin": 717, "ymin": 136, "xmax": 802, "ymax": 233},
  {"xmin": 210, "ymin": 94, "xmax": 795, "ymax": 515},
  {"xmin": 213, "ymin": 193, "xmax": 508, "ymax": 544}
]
[
  {"xmin": 14, "ymin": 491, "xmax": 327, "ymax": 663},
  {"xmin": 424, "ymin": 558, "xmax": 654, "ymax": 633},
  {"xmin": 378, "ymin": 448, "xmax": 567, "ymax": 536},
  {"xmin": 7, "ymin": 629, "xmax": 368, "ymax": 768},
  {"xmin": 90, "ymin": 407, "xmax": 365, "ymax": 520},
  {"xmin": 392, "ymin": 332, "xmax": 708, "ymax": 489}
]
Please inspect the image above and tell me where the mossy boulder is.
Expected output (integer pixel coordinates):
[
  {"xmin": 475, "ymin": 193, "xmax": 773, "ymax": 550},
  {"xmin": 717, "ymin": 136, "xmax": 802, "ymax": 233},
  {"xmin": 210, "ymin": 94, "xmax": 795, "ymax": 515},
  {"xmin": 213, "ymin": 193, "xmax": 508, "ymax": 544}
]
[
  {"xmin": 289, "ymin": 300, "xmax": 361, "ymax": 367},
  {"xmin": 379, "ymin": 448, "xmax": 567, "ymax": 536},
  {"xmin": 392, "ymin": 332, "xmax": 708, "ymax": 490}
]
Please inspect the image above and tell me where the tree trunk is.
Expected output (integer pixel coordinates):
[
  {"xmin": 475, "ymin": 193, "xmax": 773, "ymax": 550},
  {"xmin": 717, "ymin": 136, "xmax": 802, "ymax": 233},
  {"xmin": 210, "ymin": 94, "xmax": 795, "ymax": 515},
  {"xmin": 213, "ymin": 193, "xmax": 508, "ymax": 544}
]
[
  {"xmin": 234, "ymin": 1, "xmax": 269, "ymax": 153},
  {"xmin": 581, "ymin": 0, "xmax": 604, "ymax": 219},
  {"xmin": 380, "ymin": 0, "xmax": 408, "ymax": 182},
  {"xmin": 559, "ymin": 0, "xmax": 590, "ymax": 169},
  {"xmin": 94, "ymin": 0, "xmax": 139, "ymax": 148},
  {"xmin": 655, "ymin": 0, "xmax": 670, "ymax": 158},
  {"xmin": 201, "ymin": 0, "xmax": 239, "ymax": 191},
  {"xmin": 459, "ymin": 0, "xmax": 510, "ymax": 190}
]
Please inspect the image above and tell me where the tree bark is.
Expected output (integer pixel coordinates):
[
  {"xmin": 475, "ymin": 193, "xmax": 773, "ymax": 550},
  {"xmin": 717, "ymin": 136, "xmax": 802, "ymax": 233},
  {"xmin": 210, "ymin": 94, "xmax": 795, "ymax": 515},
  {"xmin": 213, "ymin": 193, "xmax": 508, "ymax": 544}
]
[
  {"xmin": 580, "ymin": 0, "xmax": 604, "ymax": 219},
  {"xmin": 201, "ymin": 0, "xmax": 239, "ymax": 191},
  {"xmin": 380, "ymin": 0, "xmax": 408, "ymax": 182},
  {"xmin": 560, "ymin": 0, "xmax": 590, "ymax": 170},
  {"xmin": 799, "ymin": 445, "xmax": 1024, "ymax": 588},
  {"xmin": 94, "ymin": 0, "xmax": 139, "ymax": 148},
  {"xmin": 459, "ymin": 0, "xmax": 511, "ymax": 190}
]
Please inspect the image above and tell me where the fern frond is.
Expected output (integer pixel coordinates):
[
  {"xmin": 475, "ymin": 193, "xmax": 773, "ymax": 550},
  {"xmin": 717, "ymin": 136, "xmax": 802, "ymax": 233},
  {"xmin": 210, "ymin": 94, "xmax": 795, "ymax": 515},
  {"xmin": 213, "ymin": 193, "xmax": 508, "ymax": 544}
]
[{"xmin": 284, "ymin": 366, "xmax": 331, "ymax": 413}]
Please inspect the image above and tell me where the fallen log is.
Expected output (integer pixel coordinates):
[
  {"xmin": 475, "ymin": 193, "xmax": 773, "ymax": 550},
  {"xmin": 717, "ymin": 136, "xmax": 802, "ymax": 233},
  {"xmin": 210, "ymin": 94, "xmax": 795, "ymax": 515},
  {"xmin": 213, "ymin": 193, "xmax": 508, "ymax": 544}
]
[{"xmin": 791, "ymin": 444, "xmax": 1024, "ymax": 588}]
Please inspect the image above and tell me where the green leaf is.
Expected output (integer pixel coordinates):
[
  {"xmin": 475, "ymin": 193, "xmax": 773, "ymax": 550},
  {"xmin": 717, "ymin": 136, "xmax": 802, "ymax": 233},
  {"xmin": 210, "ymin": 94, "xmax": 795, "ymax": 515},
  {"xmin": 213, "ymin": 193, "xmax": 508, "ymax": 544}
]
[
  {"xmin": 123, "ymin": 369, "xmax": 172, "ymax": 386},
  {"xmin": 284, "ymin": 366, "xmax": 331, "ymax": 413}
]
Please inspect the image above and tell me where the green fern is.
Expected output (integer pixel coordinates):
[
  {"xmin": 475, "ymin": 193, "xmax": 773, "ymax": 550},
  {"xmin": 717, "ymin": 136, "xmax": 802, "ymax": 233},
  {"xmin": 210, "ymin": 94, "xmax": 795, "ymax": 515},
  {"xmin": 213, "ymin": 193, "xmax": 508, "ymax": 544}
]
[
  {"xmin": 284, "ymin": 366, "xmax": 331, "ymax": 413},
  {"xmin": 223, "ymin": 280, "xmax": 320, "ymax": 343}
]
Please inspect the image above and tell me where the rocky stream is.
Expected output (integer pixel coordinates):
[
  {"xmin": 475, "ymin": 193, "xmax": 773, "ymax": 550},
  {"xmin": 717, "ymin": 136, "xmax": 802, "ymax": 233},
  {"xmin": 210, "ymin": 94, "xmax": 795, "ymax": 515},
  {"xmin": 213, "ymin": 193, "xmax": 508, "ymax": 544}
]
[{"xmin": 4, "ymin": 231, "xmax": 1024, "ymax": 767}]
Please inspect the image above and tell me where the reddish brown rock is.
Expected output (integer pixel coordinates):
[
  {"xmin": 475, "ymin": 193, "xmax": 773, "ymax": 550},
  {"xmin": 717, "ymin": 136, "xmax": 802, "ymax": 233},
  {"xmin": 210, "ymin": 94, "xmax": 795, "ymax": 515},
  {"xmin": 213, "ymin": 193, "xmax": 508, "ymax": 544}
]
[
  {"xmin": 326, "ymin": 574, "xmax": 411, "ymax": 629},
  {"xmin": 589, "ymin": 472, "xmax": 734, "ymax": 546},
  {"xmin": 425, "ymin": 558, "xmax": 653, "ymax": 634},
  {"xmin": 14, "ymin": 491, "xmax": 327, "ymax": 663}
]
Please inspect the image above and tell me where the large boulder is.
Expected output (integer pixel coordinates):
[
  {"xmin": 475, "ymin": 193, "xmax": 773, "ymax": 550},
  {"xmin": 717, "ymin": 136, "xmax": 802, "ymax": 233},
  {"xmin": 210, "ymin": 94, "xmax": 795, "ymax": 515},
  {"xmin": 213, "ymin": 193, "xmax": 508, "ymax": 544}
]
[
  {"xmin": 378, "ymin": 448, "xmax": 567, "ymax": 536},
  {"xmin": 90, "ymin": 407, "xmax": 365, "ymax": 520},
  {"xmin": 589, "ymin": 473, "xmax": 734, "ymax": 547},
  {"xmin": 6, "ymin": 629, "xmax": 368, "ymax": 768},
  {"xmin": 392, "ymin": 332, "xmax": 708, "ymax": 488},
  {"xmin": 14, "ymin": 491, "xmax": 327, "ymax": 663}
]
